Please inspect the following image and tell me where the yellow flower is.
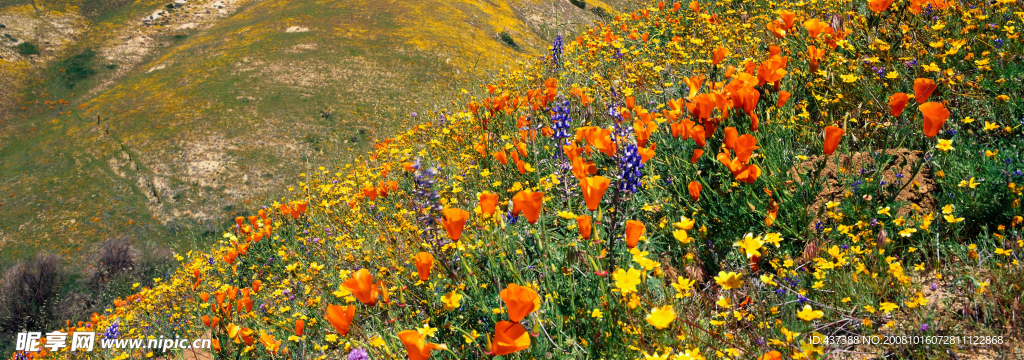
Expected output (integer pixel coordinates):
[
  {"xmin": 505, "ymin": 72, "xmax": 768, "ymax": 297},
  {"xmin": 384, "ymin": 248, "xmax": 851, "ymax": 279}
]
[
  {"xmin": 942, "ymin": 204, "xmax": 954, "ymax": 214},
  {"xmin": 714, "ymin": 271, "xmax": 744, "ymax": 290},
  {"xmin": 935, "ymin": 139, "xmax": 954, "ymax": 152},
  {"xmin": 986, "ymin": 150, "xmax": 999, "ymax": 158},
  {"xmin": 462, "ymin": 330, "xmax": 480, "ymax": 344},
  {"xmin": 672, "ymin": 277, "xmax": 696, "ymax": 298},
  {"xmin": 985, "ymin": 121, "xmax": 1001, "ymax": 131},
  {"xmin": 715, "ymin": 296, "xmax": 732, "ymax": 309},
  {"xmin": 676, "ymin": 348, "xmax": 706, "ymax": 360},
  {"xmin": 613, "ymin": 268, "xmax": 643, "ymax": 295},
  {"xmin": 760, "ymin": 274, "xmax": 778, "ymax": 286},
  {"xmin": 961, "ymin": 116, "xmax": 975, "ymax": 123},
  {"xmin": 877, "ymin": 207, "xmax": 891, "ymax": 216},
  {"xmin": 796, "ymin": 305, "xmax": 824, "ymax": 322},
  {"xmin": 369, "ymin": 335, "xmax": 385, "ymax": 347},
  {"xmin": 885, "ymin": 71, "xmax": 899, "ymax": 79},
  {"xmin": 995, "ymin": 248, "xmax": 1012, "ymax": 256},
  {"xmin": 879, "ymin": 302, "xmax": 899, "ymax": 314},
  {"xmin": 841, "ymin": 74, "xmax": 859, "ymax": 83},
  {"xmin": 591, "ymin": 308, "xmax": 603, "ymax": 319},
  {"xmin": 863, "ymin": 305, "xmax": 876, "ymax": 313},
  {"xmin": 733, "ymin": 233, "xmax": 764, "ymax": 259},
  {"xmin": 646, "ymin": 305, "xmax": 677, "ymax": 329},
  {"xmin": 826, "ymin": 200, "xmax": 840, "ymax": 208},
  {"xmin": 441, "ymin": 291, "xmax": 462, "ymax": 310},
  {"xmin": 944, "ymin": 214, "xmax": 964, "ymax": 223},
  {"xmin": 922, "ymin": 62, "xmax": 941, "ymax": 72}
]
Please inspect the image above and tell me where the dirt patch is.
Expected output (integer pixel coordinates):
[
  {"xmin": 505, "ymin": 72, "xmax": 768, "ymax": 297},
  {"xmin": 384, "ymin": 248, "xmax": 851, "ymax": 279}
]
[{"xmin": 790, "ymin": 148, "xmax": 937, "ymax": 229}]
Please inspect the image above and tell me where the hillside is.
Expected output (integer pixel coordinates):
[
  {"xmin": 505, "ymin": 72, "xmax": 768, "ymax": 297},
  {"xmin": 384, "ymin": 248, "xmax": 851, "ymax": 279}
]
[{"xmin": 0, "ymin": 0, "xmax": 620, "ymax": 265}]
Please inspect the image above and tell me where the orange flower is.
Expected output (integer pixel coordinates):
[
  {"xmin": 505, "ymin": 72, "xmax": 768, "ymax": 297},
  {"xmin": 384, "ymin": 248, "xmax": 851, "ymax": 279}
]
[
  {"xmin": 440, "ymin": 208, "xmax": 470, "ymax": 241},
  {"xmin": 500, "ymin": 283, "xmax": 540, "ymax": 322},
  {"xmin": 920, "ymin": 102, "xmax": 949, "ymax": 138},
  {"xmin": 638, "ymin": 145, "xmax": 656, "ymax": 164},
  {"xmin": 413, "ymin": 252, "xmax": 434, "ymax": 281},
  {"xmin": 259, "ymin": 333, "xmax": 281, "ymax": 354},
  {"xmin": 571, "ymin": 156, "xmax": 597, "ymax": 179},
  {"xmin": 691, "ymin": 149, "xmax": 704, "ymax": 164},
  {"xmin": 823, "ymin": 126, "xmax": 845, "ymax": 155},
  {"xmin": 888, "ymin": 93, "xmax": 910, "ymax": 117},
  {"xmin": 712, "ymin": 47, "xmax": 727, "ymax": 65},
  {"xmin": 868, "ymin": 0, "xmax": 895, "ymax": 12},
  {"xmin": 512, "ymin": 190, "xmax": 544, "ymax": 223},
  {"xmin": 777, "ymin": 91, "xmax": 791, "ymax": 108},
  {"xmin": 295, "ymin": 319, "xmax": 305, "ymax": 337},
  {"xmin": 492, "ymin": 150, "xmax": 509, "ymax": 165},
  {"xmin": 490, "ymin": 321, "xmax": 530, "ymax": 356},
  {"xmin": 625, "ymin": 220, "xmax": 646, "ymax": 249},
  {"xmin": 580, "ymin": 176, "xmax": 611, "ymax": 211},
  {"xmin": 690, "ymin": 124, "xmax": 707, "ymax": 147},
  {"xmin": 324, "ymin": 304, "xmax": 356, "ymax": 336},
  {"xmin": 342, "ymin": 269, "xmax": 386, "ymax": 306},
  {"xmin": 724, "ymin": 127, "xmax": 738, "ymax": 150},
  {"xmin": 688, "ymin": 181, "xmax": 702, "ymax": 201},
  {"xmin": 398, "ymin": 330, "xmax": 447, "ymax": 360},
  {"xmin": 765, "ymin": 199, "xmax": 779, "ymax": 227},
  {"xmin": 913, "ymin": 78, "xmax": 937, "ymax": 104},
  {"xmin": 734, "ymin": 163, "xmax": 762, "ymax": 184},
  {"xmin": 803, "ymin": 18, "xmax": 833, "ymax": 38},
  {"xmin": 758, "ymin": 351, "xmax": 784, "ymax": 360},
  {"xmin": 734, "ymin": 134, "xmax": 758, "ymax": 164},
  {"xmin": 479, "ymin": 192, "xmax": 499, "ymax": 216},
  {"xmin": 779, "ymin": 10, "xmax": 797, "ymax": 29},
  {"xmin": 577, "ymin": 215, "xmax": 593, "ymax": 240},
  {"xmin": 684, "ymin": 75, "xmax": 705, "ymax": 99}
]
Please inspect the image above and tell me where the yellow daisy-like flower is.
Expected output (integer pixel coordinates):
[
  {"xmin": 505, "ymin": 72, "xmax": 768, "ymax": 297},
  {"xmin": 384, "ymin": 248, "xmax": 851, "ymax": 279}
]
[
  {"xmin": 935, "ymin": 139, "xmax": 953, "ymax": 152},
  {"xmin": 877, "ymin": 207, "xmax": 891, "ymax": 216},
  {"xmin": 714, "ymin": 271, "xmax": 744, "ymax": 290},
  {"xmin": 646, "ymin": 305, "xmax": 677, "ymax": 329},
  {"xmin": 879, "ymin": 302, "xmax": 899, "ymax": 314},
  {"xmin": 613, "ymin": 267, "xmax": 643, "ymax": 295},
  {"xmin": 944, "ymin": 214, "xmax": 964, "ymax": 223},
  {"xmin": 441, "ymin": 291, "xmax": 462, "ymax": 310},
  {"xmin": 797, "ymin": 305, "xmax": 824, "ymax": 322}
]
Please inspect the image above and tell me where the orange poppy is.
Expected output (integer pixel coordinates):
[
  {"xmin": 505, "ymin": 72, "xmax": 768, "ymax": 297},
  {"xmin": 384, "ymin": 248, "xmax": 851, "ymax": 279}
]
[
  {"xmin": 779, "ymin": 10, "xmax": 797, "ymax": 29},
  {"xmin": 758, "ymin": 351, "xmax": 784, "ymax": 360},
  {"xmin": 712, "ymin": 47, "xmax": 727, "ymax": 65},
  {"xmin": 324, "ymin": 304, "xmax": 355, "ymax": 336},
  {"xmin": 920, "ymin": 102, "xmax": 949, "ymax": 138},
  {"xmin": 577, "ymin": 215, "xmax": 593, "ymax": 240},
  {"xmin": 512, "ymin": 190, "xmax": 544, "ymax": 223},
  {"xmin": 690, "ymin": 125, "xmax": 707, "ymax": 147},
  {"xmin": 500, "ymin": 283, "xmax": 540, "ymax": 322},
  {"xmin": 259, "ymin": 333, "xmax": 281, "ymax": 354},
  {"xmin": 684, "ymin": 75, "xmax": 705, "ymax": 99},
  {"xmin": 765, "ymin": 199, "xmax": 779, "ymax": 227},
  {"xmin": 734, "ymin": 134, "xmax": 758, "ymax": 163},
  {"xmin": 624, "ymin": 220, "xmax": 646, "ymax": 249},
  {"xmin": 492, "ymin": 150, "xmax": 509, "ymax": 165},
  {"xmin": 295, "ymin": 319, "xmax": 305, "ymax": 337},
  {"xmin": 688, "ymin": 181, "xmax": 702, "ymax": 201},
  {"xmin": 580, "ymin": 176, "xmax": 611, "ymax": 211},
  {"xmin": 398, "ymin": 330, "xmax": 447, "ymax": 360},
  {"xmin": 823, "ymin": 126, "xmax": 844, "ymax": 155},
  {"xmin": 734, "ymin": 163, "xmax": 762, "ymax": 184},
  {"xmin": 413, "ymin": 252, "xmax": 434, "ymax": 281},
  {"xmin": 479, "ymin": 192, "xmax": 499, "ymax": 216},
  {"xmin": 913, "ymin": 78, "xmax": 937, "ymax": 104},
  {"xmin": 777, "ymin": 91, "xmax": 791, "ymax": 108},
  {"xmin": 724, "ymin": 127, "xmax": 738, "ymax": 150},
  {"xmin": 490, "ymin": 321, "xmax": 531, "ymax": 356},
  {"xmin": 691, "ymin": 149, "xmax": 704, "ymax": 164},
  {"xmin": 638, "ymin": 145, "xmax": 656, "ymax": 164},
  {"xmin": 571, "ymin": 156, "xmax": 598, "ymax": 179},
  {"xmin": 341, "ymin": 269, "xmax": 386, "ymax": 306},
  {"xmin": 440, "ymin": 208, "xmax": 470, "ymax": 241},
  {"xmin": 888, "ymin": 93, "xmax": 910, "ymax": 117},
  {"xmin": 803, "ymin": 18, "xmax": 833, "ymax": 38},
  {"xmin": 868, "ymin": 0, "xmax": 895, "ymax": 12}
]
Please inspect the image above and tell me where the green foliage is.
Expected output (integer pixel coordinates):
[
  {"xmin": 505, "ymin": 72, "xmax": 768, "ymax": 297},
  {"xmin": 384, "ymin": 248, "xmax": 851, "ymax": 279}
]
[
  {"xmin": 569, "ymin": 0, "xmax": 587, "ymax": 9},
  {"xmin": 52, "ymin": 50, "xmax": 98, "ymax": 89},
  {"xmin": 498, "ymin": 31, "xmax": 519, "ymax": 49},
  {"xmin": 15, "ymin": 41, "xmax": 38, "ymax": 55}
]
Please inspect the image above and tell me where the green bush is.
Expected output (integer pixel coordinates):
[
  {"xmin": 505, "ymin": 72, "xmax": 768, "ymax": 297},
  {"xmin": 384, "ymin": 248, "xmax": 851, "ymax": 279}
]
[{"xmin": 16, "ymin": 42, "xmax": 38, "ymax": 56}]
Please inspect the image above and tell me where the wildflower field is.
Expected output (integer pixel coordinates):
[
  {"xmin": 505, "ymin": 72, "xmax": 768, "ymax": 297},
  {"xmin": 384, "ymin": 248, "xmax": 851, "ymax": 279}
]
[{"xmin": 21, "ymin": 0, "xmax": 1024, "ymax": 358}]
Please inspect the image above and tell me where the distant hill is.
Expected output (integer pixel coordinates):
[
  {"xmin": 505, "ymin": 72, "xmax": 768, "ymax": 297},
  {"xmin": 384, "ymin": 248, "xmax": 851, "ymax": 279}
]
[{"xmin": 0, "ymin": 0, "xmax": 622, "ymax": 266}]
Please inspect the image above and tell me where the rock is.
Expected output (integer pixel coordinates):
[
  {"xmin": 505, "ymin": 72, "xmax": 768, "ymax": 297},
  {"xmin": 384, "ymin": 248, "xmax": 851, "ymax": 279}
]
[
  {"xmin": 173, "ymin": 0, "xmax": 187, "ymax": 7},
  {"xmin": 285, "ymin": 26, "xmax": 309, "ymax": 33}
]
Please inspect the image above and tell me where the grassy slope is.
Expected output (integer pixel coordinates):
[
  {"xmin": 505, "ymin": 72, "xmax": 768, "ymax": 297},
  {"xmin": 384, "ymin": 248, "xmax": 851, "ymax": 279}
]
[{"xmin": 0, "ymin": 0, "xmax": 621, "ymax": 266}]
